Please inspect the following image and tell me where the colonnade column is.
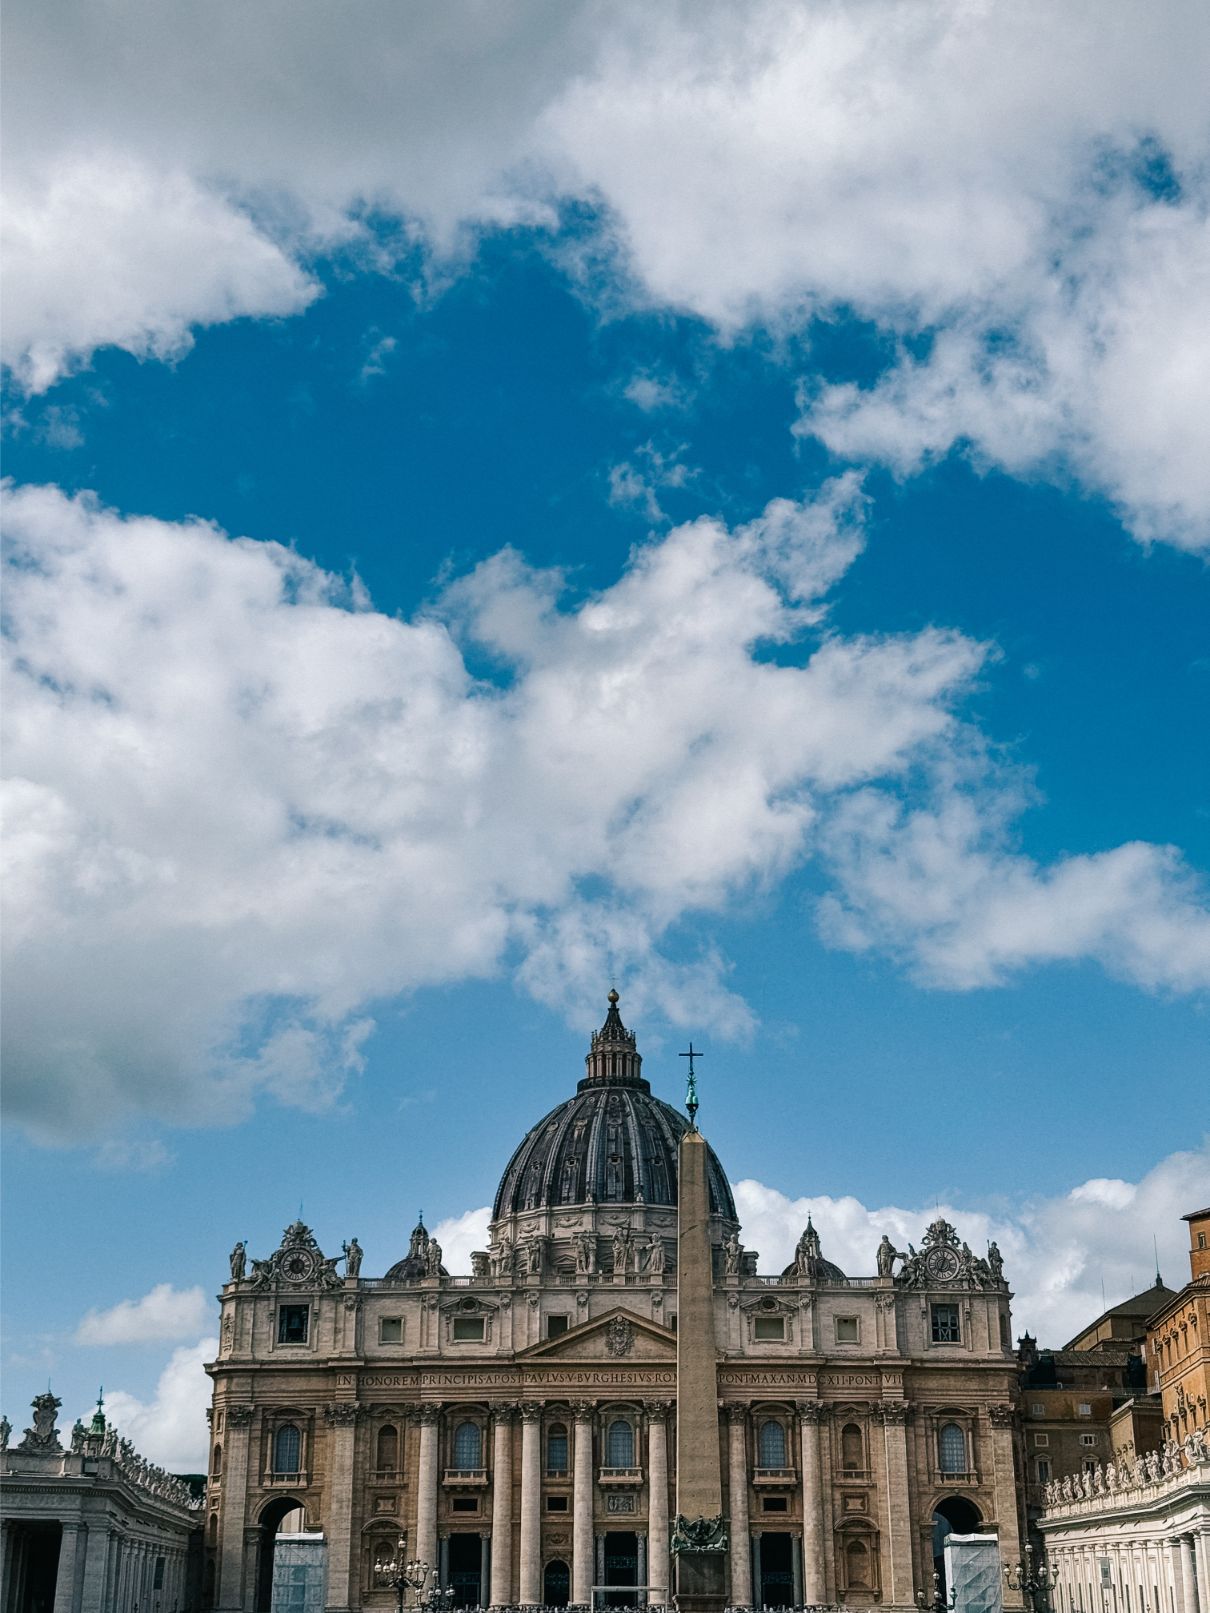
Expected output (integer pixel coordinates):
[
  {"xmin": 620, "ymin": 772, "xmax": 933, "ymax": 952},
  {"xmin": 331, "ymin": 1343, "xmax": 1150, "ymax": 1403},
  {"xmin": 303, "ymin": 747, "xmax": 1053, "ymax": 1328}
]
[
  {"xmin": 877, "ymin": 1400, "xmax": 914, "ymax": 1609},
  {"xmin": 798, "ymin": 1402, "xmax": 827, "ymax": 1605},
  {"xmin": 490, "ymin": 1407, "xmax": 515, "ymax": 1608},
  {"xmin": 216, "ymin": 1404, "xmax": 254, "ymax": 1612},
  {"xmin": 80, "ymin": 1520, "xmax": 112, "ymax": 1609},
  {"xmin": 647, "ymin": 1402, "xmax": 671, "ymax": 1603},
  {"xmin": 572, "ymin": 1402, "xmax": 595, "ymax": 1607},
  {"xmin": 1181, "ymin": 1535, "xmax": 1201, "ymax": 1613},
  {"xmin": 324, "ymin": 1402, "xmax": 361, "ymax": 1612},
  {"xmin": 520, "ymin": 1403, "xmax": 543, "ymax": 1604},
  {"xmin": 416, "ymin": 1406, "xmax": 441, "ymax": 1573},
  {"xmin": 52, "ymin": 1521, "xmax": 80, "ymax": 1613},
  {"xmin": 726, "ymin": 1407, "xmax": 752, "ymax": 1608}
]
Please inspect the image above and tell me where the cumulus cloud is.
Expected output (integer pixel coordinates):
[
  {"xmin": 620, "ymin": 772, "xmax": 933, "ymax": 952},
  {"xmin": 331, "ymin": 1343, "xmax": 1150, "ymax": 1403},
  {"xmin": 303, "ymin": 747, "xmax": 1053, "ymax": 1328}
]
[
  {"xmin": 733, "ymin": 1141, "xmax": 1210, "ymax": 1347},
  {"xmin": 4, "ymin": 3, "xmax": 1209, "ymax": 541},
  {"xmin": 75, "ymin": 1283, "xmax": 210, "ymax": 1346},
  {"xmin": 433, "ymin": 1207, "xmax": 492, "ymax": 1274},
  {"xmin": 105, "ymin": 1336, "xmax": 216, "ymax": 1471},
  {"xmin": 2, "ymin": 475, "xmax": 1203, "ymax": 1142}
]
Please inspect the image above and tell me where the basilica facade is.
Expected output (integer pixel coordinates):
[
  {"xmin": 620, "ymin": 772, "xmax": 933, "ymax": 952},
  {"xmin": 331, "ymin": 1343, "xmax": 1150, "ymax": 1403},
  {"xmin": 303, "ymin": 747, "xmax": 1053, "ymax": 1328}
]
[{"xmin": 205, "ymin": 993, "xmax": 1025, "ymax": 1612}]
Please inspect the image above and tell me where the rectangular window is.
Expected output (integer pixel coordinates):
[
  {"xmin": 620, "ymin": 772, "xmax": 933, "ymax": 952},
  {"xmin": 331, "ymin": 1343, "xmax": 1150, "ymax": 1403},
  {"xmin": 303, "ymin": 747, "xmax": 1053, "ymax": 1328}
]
[
  {"xmin": 754, "ymin": 1316, "xmax": 786, "ymax": 1341},
  {"xmin": 761, "ymin": 1496, "xmax": 789, "ymax": 1513},
  {"xmin": 1033, "ymin": 1433, "xmax": 1049, "ymax": 1447},
  {"xmin": 1198, "ymin": 1232, "xmax": 1206, "ymax": 1249},
  {"xmin": 834, "ymin": 1316, "xmax": 860, "ymax": 1344},
  {"xmin": 1080, "ymin": 1433, "xmax": 1097, "ymax": 1446},
  {"xmin": 452, "ymin": 1316, "xmax": 485, "ymax": 1342},
  {"xmin": 931, "ymin": 1303, "xmax": 961, "ymax": 1343},
  {"xmin": 546, "ymin": 1495, "xmax": 569, "ymax": 1513},
  {"xmin": 451, "ymin": 1497, "xmax": 479, "ymax": 1514},
  {"xmin": 1083, "ymin": 1459, "xmax": 1097, "ymax": 1475},
  {"xmin": 278, "ymin": 1305, "xmax": 309, "ymax": 1344},
  {"xmin": 1036, "ymin": 1459, "xmax": 1051, "ymax": 1482},
  {"xmin": 546, "ymin": 1314, "xmax": 570, "ymax": 1338},
  {"xmin": 1031, "ymin": 1403, "xmax": 1045, "ymax": 1416},
  {"xmin": 1078, "ymin": 1403, "xmax": 1092, "ymax": 1416},
  {"xmin": 379, "ymin": 1317, "xmax": 403, "ymax": 1344}
]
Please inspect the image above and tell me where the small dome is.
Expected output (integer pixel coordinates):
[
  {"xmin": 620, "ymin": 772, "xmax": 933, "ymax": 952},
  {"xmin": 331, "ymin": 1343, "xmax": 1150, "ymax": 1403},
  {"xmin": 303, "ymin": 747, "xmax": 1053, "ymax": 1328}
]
[
  {"xmin": 492, "ymin": 992, "xmax": 736, "ymax": 1222},
  {"xmin": 385, "ymin": 1217, "xmax": 446, "ymax": 1282},
  {"xmin": 781, "ymin": 1215, "xmax": 847, "ymax": 1283}
]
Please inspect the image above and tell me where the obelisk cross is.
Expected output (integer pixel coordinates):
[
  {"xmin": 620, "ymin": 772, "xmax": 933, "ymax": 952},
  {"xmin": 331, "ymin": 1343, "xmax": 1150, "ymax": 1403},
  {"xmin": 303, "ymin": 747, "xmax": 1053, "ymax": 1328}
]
[{"xmin": 680, "ymin": 1043, "xmax": 704, "ymax": 1128}]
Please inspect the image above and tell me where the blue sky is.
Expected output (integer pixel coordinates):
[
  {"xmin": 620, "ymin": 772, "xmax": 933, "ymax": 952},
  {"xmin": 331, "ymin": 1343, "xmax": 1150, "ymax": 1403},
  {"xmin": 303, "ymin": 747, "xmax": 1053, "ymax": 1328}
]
[{"xmin": 2, "ymin": 1, "xmax": 1208, "ymax": 1468}]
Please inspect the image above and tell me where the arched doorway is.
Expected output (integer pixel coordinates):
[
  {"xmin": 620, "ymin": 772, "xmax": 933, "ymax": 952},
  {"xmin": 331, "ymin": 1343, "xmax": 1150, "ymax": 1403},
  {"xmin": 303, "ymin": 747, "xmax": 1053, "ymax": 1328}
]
[
  {"xmin": 544, "ymin": 1558, "xmax": 571, "ymax": 1607},
  {"xmin": 931, "ymin": 1497, "xmax": 983, "ymax": 1590},
  {"xmin": 255, "ymin": 1496, "xmax": 311, "ymax": 1612},
  {"xmin": 603, "ymin": 1531, "xmax": 638, "ymax": 1607}
]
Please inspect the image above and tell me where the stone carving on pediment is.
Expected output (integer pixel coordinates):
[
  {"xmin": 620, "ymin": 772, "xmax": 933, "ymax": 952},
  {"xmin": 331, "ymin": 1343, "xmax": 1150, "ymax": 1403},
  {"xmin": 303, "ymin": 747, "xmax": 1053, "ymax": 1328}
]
[
  {"xmin": 248, "ymin": 1221, "xmax": 343, "ymax": 1290},
  {"xmin": 741, "ymin": 1294, "xmax": 797, "ymax": 1317},
  {"xmin": 894, "ymin": 1218, "xmax": 1000, "ymax": 1291},
  {"xmin": 606, "ymin": 1317, "xmax": 636, "ymax": 1357},
  {"xmin": 440, "ymin": 1295, "xmax": 500, "ymax": 1317}
]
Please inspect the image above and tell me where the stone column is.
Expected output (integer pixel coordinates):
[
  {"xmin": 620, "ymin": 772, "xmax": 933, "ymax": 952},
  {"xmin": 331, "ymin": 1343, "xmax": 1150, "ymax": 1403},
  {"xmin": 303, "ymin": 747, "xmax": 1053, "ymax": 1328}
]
[
  {"xmin": 638, "ymin": 1532, "xmax": 648, "ymax": 1590},
  {"xmin": 647, "ymin": 1402, "xmax": 672, "ymax": 1604},
  {"xmin": 751, "ymin": 1534, "xmax": 763, "ymax": 1609},
  {"xmin": 798, "ymin": 1403, "xmax": 827, "ymax": 1605},
  {"xmin": 988, "ymin": 1405, "xmax": 1023, "ymax": 1608},
  {"xmin": 324, "ymin": 1402, "xmax": 362, "ymax": 1612},
  {"xmin": 416, "ymin": 1407, "xmax": 441, "ymax": 1573},
  {"xmin": 217, "ymin": 1404, "xmax": 255, "ymax": 1612},
  {"xmin": 481, "ymin": 1535, "xmax": 491, "ymax": 1604},
  {"xmin": 1181, "ymin": 1536, "xmax": 1200, "ymax": 1613},
  {"xmin": 877, "ymin": 1401, "xmax": 914, "ymax": 1609},
  {"xmin": 52, "ymin": 1521, "xmax": 81, "ymax": 1613},
  {"xmin": 520, "ymin": 1403, "xmax": 544, "ymax": 1604},
  {"xmin": 490, "ymin": 1407, "xmax": 515, "ymax": 1608},
  {"xmin": 727, "ymin": 1408, "xmax": 752, "ymax": 1608},
  {"xmin": 573, "ymin": 1402, "xmax": 595, "ymax": 1608},
  {"xmin": 80, "ymin": 1521, "xmax": 112, "ymax": 1612}
]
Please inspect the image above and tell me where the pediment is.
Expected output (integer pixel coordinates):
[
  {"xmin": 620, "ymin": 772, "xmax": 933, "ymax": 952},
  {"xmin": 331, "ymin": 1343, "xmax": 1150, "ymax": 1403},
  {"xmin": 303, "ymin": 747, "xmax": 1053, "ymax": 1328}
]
[{"xmin": 518, "ymin": 1306, "xmax": 676, "ymax": 1363}]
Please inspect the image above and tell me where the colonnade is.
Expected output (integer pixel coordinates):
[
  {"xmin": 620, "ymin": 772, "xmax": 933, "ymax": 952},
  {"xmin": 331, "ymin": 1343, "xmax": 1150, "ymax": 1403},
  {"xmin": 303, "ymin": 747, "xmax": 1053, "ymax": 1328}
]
[
  {"xmin": 1046, "ymin": 1530, "xmax": 1210, "ymax": 1613},
  {"xmin": 0, "ymin": 1514, "xmax": 194, "ymax": 1613}
]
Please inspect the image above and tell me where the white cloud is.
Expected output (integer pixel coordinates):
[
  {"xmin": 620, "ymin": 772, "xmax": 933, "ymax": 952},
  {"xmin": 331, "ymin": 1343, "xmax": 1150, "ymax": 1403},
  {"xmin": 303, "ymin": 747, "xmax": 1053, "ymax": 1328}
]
[
  {"xmin": 623, "ymin": 371, "xmax": 689, "ymax": 414},
  {"xmin": 75, "ymin": 1283, "xmax": 210, "ymax": 1346},
  {"xmin": 1, "ymin": 153, "xmax": 317, "ymax": 392},
  {"xmin": 105, "ymin": 1336, "xmax": 216, "ymax": 1471},
  {"xmin": 733, "ymin": 1141, "xmax": 1209, "ymax": 1347},
  {"xmin": 2, "ymin": 475, "xmax": 1203, "ymax": 1142},
  {"xmin": 432, "ymin": 1207, "xmax": 492, "ymax": 1274},
  {"xmin": 4, "ymin": 3, "xmax": 1209, "ymax": 542},
  {"xmin": 607, "ymin": 441, "xmax": 695, "ymax": 523},
  {"xmin": 816, "ymin": 786, "xmax": 1210, "ymax": 993}
]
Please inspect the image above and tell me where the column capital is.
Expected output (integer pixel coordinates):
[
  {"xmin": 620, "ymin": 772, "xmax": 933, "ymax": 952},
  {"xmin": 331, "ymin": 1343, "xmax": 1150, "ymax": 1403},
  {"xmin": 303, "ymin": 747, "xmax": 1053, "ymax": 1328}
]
[
  {"xmin": 725, "ymin": 1403, "xmax": 749, "ymax": 1426},
  {"xmin": 416, "ymin": 1404, "xmax": 442, "ymax": 1425},
  {"xmin": 646, "ymin": 1399, "xmax": 673, "ymax": 1420},
  {"xmin": 324, "ymin": 1402, "xmax": 363, "ymax": 1426},
  {"xmin": 227, "ymin": 1403, "xmax": 254, "ymax": 1427},
  {"xmin": 519, "ymin": 1402, "xmax": 544, "ymax": 1423},
  {"xmin": 797, "ymin": 1400, "xmax": 831, "ymax": 1424},
  {"xmin": 987, "ymin": 1403, "xmax": 1016, "ymax": 1428},
  {"xmin": 871, "ymin": 1399, "xmax": 912, "ymax": 1424},
  {"xmin": 571, "ymin": 1400, "xmax": 596, "ymax": 1420},
  {"xmin": 491, "ymin": 1403, "xmax": 518, "ymax": 1426}
]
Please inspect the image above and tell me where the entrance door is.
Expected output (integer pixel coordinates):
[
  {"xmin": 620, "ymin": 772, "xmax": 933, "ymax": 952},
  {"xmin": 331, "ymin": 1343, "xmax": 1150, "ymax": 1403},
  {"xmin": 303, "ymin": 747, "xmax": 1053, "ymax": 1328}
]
[
  {"xmin": 544, "ymin": 1558, "xmax": 571, "ymax": 1607},
  {"xmin": 759, "ymin": 1532, "xmax": 794, "ymax": 1608},
  {"xmin": 603, "ymin": 1531, "xmax": 638, "ymax": 1607},
  {"xmin": 447, "ymin": 1535, "xmax": 482, "ymax": 1608}
]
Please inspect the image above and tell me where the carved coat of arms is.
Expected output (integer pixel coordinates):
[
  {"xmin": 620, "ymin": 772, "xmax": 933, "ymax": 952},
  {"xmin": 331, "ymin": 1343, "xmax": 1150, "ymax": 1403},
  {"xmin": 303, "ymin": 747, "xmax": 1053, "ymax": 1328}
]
[{"xmin": 605, "ymin": 1316, "xmax": 635, "ymax": 1357}]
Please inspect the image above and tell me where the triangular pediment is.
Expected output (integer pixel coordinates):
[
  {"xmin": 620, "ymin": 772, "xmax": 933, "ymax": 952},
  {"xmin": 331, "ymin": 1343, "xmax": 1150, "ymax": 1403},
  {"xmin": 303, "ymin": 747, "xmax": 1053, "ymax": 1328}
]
[{"xmin": 518, "ymin": 1305, "xmax": 676, "ymax": 1362}]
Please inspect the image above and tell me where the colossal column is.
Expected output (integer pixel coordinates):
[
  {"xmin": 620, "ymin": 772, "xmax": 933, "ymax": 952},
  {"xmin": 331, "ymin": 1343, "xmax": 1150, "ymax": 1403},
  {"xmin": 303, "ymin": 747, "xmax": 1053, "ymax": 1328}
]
[
  {"xmin": 674, "ymin": 1117, "xmax": 727, "ymax": 1612},
  {"xmin": 726, "ymin": 1408, "xmax": 752, "ymax": 1608},
  {"xmin": 324, "ymin": 1402, "xmax": 361, "ymax": 1613},
  {"xmin": 877, "ymin": 1400, "xmax": 914, "ymax": 1608},
  {"xmin": 572, "ymin": 1403, "xmax": 595, "ymax": 1607},
  {"xmin": 216, "ymin": 1404, "xmax": 254, "ymax": 1612},
  {"xmin": 648, "ymin": 1402, "xmax": 672, "ymax": 1603},
  {"xmin": 490, "ymin": 1407, "xmax": 515, "ymax": 1608},
  {"xmin": 519, "ymin": 1404, "xmax": 544, "ymax": 1604},
  {"xmin": 415, "ymin": 1407, "xmax": 441, "ymax": 1573},
  {"xmin": 798, "ymin": 1403, "xmax": 827, "ymax": 1605}
]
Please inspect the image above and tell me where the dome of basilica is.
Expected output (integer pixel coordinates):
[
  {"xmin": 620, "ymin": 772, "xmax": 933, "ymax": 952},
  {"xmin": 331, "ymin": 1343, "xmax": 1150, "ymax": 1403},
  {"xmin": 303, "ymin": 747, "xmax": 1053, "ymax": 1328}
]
[{"xmin": 492, "ymin": 991, "xmax": 737, "ymax": 1224}]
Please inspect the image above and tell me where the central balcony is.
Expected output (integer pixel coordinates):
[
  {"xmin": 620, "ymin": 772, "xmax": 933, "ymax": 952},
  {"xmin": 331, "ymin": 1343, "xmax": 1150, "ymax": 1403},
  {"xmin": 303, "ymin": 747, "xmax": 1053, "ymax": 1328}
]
[
  {"xmin": 443, "ymin": 1468, "xmax": 488, "ymax": 1487},
  {"xmin": 753, "ymin": 1468, "xmax": 797, "ymax": 1486},
  {"xmin": 598, "ymin": 1467, "xmax": 643, "ymax": 1486}
]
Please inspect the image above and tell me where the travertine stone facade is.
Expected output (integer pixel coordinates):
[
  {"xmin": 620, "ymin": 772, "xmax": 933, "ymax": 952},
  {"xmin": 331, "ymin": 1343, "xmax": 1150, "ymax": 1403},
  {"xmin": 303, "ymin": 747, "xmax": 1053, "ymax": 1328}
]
[{"xmin": 205, "ymin": 994, "xmax": 1025, "ymax": 1612}]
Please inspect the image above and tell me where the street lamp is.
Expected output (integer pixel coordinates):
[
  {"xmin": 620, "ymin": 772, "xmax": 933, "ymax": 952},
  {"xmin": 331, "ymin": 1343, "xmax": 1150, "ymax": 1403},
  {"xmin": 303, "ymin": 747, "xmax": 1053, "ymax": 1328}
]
[
  {"xmin": 1005, "ymin": 1544, "xmax": 1053, "ymax": 1613},
  {"xmin": 916, "ymin": 1571, "xmax": 958, "ymax": 1612},
  {"xmin": 375, "ymin": 1542, "xmax": 456, "ymax": 1613}
]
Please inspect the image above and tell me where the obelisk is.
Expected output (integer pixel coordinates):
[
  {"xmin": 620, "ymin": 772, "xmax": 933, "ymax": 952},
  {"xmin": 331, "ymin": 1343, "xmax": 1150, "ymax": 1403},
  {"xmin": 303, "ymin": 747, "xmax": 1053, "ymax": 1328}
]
[{"xmin": 673, "ymin": 1055, "xmax": 728, "ymax": 1613}]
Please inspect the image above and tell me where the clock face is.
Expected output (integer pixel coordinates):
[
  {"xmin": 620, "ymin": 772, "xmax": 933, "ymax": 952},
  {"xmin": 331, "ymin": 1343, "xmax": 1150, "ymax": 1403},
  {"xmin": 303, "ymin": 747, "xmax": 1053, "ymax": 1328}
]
[
  {"xmin": 925, "ymin": 1245, "xmax": 961, "ymax": 1282},
  {"xmin": 282, "ymin": 1248, "xmax": 318, "ymax": 1284}
]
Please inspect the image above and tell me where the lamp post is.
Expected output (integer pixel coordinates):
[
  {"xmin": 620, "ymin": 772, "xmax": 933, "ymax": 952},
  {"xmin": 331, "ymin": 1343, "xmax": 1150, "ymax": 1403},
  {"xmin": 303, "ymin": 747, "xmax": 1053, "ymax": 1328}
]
[
  {"xmin": 375, "ymin": 1542, "xmax": 456, "ymax": 1613},
  {"xmin": 1005, "ymin": 1544, "xmax": 1052, "ymax": 1613},
  {"xmin": 916, "ymin": 1571, "xmax": 958, "ymax": 1612}
]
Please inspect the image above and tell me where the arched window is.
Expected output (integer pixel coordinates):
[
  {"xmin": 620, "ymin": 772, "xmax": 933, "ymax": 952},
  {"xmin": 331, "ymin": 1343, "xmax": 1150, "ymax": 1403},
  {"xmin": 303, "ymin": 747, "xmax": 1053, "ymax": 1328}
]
[
  {"xmin": 758, "ymin": 1420, "xmax": 787, "ymax": 1468},
  {"xmin": 606, "ymin": 1419, "xmax": 635, "ymax": 1468},
  {"xmin": 846, "ymin": 1540, "xmax": 871, "ymax": 1589},
  {"xmin": 211, "ymin": 1441, "xmax": 222, "ymax": 1476},
  {"xmin": 938, "ymin": 1422, "xmax": 966, "ymax": 1474},
  {"xmin": 376, "ymin": 1424, "xmax": 398, "ymax": 1474},
  {"xmin": 453, "ymin": 1421, "xmax": 482, "ymax": 1469},
  {"xmin": 841, "ymin": 1423, "xmax": 863, "ymax": 1472},
  {"xmin": 273, "ymin": 1424, "xmax": 301, "ymax": 1474},
  {"xmin": 547, "ymin": 1422, "xmax": 569, "ymax": 1474}
]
